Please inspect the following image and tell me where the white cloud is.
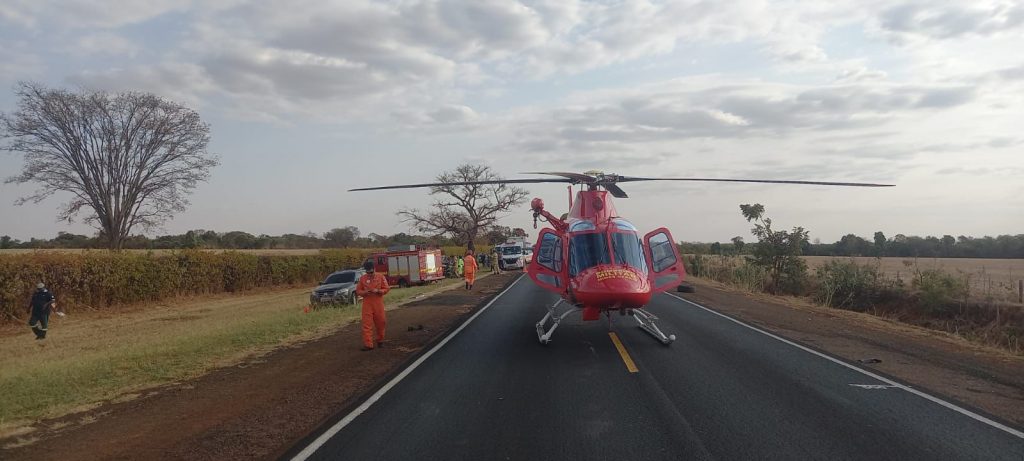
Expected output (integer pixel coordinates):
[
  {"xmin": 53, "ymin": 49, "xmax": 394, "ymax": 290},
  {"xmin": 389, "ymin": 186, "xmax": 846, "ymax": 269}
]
[
  {"xmin": 508, "ymin": 77, "xmax": 980, "ymax": 156},
  {"xmin": 69, "ymin": 62, "xmax": 215, "ymax": 108},
  {"xmin": 0, "ymin": 0, "xmax": 202, "ymax": 28},
  {"xmin": 0, "ymin": 45, "xmax": 45, "ymax": 83},
  {"xmin": 72, "ymin": 32, "xmax": 140, "ymax": 56},
  {"xmin": 46, "ymin": 1, "xmax": 884, "ymax": 123},
  {"xmin": 836, "ymin": 66, "xmax": 889, "ymax": 83},
  {"xmin": 876, "ymin": 1, "xmax": 1024, "ymax": 40}
]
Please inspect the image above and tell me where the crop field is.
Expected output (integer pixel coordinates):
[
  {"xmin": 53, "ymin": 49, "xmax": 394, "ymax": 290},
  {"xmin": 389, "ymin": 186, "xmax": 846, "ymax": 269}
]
[
  {"xmin": 0, "ymin": 250, "xmax": 375, "ymax": 321},
  {"xmin": 0, "ymin": 249, "xmax": 325, "ymax": 255},
  {"xmin": 802, "ymin": 256, "xmax": 1024, "ymax": 301}
]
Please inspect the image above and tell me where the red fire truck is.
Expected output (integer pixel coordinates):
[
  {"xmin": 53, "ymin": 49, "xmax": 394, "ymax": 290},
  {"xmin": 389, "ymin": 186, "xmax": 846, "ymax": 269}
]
[{"xmin": 368, "ymin": 245, "xmax": 445, "ymax": 287}]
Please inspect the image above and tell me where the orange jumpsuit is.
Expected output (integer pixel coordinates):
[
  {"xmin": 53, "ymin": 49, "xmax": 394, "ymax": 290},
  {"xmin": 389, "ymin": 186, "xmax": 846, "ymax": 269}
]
[
  {"xmin": 464, "ymin": 255, "xmax": 478, "ymax": 285},
  {"xmin": 356, "ymin": 272, "xmax": 390, "ymax": 348}
]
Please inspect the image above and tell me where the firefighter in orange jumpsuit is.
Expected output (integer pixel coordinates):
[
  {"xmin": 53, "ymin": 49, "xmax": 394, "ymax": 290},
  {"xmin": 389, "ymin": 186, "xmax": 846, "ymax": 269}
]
[
  {"xmin": 356, "ymin": 261, "xmax": 390, "ymax": 351},
  {"xmin": 463, "ymin": 249, "xmax": 478, "ymax": 290}
]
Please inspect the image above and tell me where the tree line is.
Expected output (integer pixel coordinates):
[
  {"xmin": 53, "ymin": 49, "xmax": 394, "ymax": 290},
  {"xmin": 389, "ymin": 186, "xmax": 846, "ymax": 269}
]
[
  {"xmin": 0, "ymin": 225, "xmax": 530, "ymax": 251},
  {"xmin": 681, "ymin": 232, "xmax": 1024, "ymax": 259}
]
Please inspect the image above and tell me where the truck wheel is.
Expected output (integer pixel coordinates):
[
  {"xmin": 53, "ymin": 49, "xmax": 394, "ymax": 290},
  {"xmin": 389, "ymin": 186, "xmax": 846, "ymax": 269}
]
[{"xmin": 399, "ymin": 278, "xmax": 409, "ymax": 288}]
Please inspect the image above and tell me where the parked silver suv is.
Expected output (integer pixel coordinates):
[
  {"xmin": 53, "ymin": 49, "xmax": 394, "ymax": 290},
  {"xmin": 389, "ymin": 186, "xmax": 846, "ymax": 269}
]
[{"xmin": 310, "ymin": 269, "xmax": 365, "ymax": 305}]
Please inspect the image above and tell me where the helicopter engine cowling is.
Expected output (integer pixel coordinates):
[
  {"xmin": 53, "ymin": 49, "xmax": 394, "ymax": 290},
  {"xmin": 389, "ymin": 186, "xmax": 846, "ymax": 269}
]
[{"xmin": 571, "ymin": 265, "xmax": 652, "ymax": 317}]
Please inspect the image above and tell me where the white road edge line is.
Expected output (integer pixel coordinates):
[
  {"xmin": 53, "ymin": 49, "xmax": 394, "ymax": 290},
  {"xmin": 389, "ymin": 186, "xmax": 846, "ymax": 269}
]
[
  {"xmin": 664, "ymin": 292, "xmax": 1024, "ymax": 440},
  {"xmin": 292, "ymin": 274, "xmax": 526, "ymax": 461}
]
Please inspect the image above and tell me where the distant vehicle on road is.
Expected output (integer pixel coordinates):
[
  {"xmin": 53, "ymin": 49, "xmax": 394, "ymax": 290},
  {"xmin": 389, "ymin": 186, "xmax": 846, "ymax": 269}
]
[
  {"xmin": 495, "ymin": 241, "xmax": 527, "ymax": 270},
  {"xmin": 310, "ymin": 269, "xmax": 365, "ymax": 305}
]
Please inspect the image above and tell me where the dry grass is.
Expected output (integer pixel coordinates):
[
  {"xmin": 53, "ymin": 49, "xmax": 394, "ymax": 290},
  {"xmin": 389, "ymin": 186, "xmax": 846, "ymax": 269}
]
[
  {"xmin": 685, "ymin": 254, "xmax": 1024, "ymax": 304},
  {"xmin": 685, "ymin": 254, "xmax": 1024, "ymax": 353},
  {"xmin": 803, "ymin": 256, "xmax": 1024, "ymax": 303}
]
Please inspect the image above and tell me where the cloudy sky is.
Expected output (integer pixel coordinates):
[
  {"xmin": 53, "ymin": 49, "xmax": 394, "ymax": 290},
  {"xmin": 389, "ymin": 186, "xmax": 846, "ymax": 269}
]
[{"xmin": 1, "ymin": 0, "xmax": 1022, "ymax": 244}]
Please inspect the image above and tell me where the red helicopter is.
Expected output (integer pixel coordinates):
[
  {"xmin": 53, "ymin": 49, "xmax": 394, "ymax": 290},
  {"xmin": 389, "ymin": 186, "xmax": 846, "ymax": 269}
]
[{"xmin": 351, "ymin": 171, "xmax": 892, "ymax": 345}]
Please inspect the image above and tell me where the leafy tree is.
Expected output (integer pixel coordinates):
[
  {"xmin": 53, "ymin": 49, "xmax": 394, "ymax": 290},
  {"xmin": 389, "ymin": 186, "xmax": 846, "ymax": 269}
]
[
  {"xmin": 889, "ymin": 233, "xmax": 910, "ymax": 257},
  {"xmin": 182, "ymin": 230, "xmax": 201, "ymax": 249},
  {"xmin": 324, "ymin": 226, "xmax": 360, "ymax": 247},
  {"xmin": 837, "ymin": 234, "xmax": 871, "ymax": 256},
  {"xmin": 255, "ymin": 234, "xmax": 273, "ymax": 249},
  {"xmin": 740, "ymin": 203, "xmax": 809, "ymax": 294},
  {"xmin": 221, "ymin": 231, "xmax": 257, "ymax": 249},
  {"xmin": 397, "ymin": 164, "xmax": 528, "ymax": 251},
  {"xmin": 710, "ymin": 242, "xmax": 722, "ymax": 255},
  {"xmin": 0, "ymin": 235, "xmax": 18, "ymax": 249},
  {"xmin": 730, "ymin": 236, "xmax": 745, "ymax": 254},
  {"xmin": 940, "ymin": 235, "xmax": 956, "ymax": 257},
  {"xmin": 388, "ymin": 232, "xmax": 419, "ymax": 245},
  {"xmin": 366, "ymin": 233, "xmax": 389, "ymax": 246},
  {"xmin": 52, "ymin": 231, "xmax": 93, "ymax": 248},
  {"xmin": 512, "ymin": 228, "xmax": 527, "ymax": 238},
  {"xmin": 873, "ymin": 231, "xmax": 886, "ymax": 256},
  {"xmin": 201, "ymin": 230, "xmax": 220, "ymax": 246},
  {"xmin": 1, "ymin": 83, "xmax": 218, "ymax": 249}
]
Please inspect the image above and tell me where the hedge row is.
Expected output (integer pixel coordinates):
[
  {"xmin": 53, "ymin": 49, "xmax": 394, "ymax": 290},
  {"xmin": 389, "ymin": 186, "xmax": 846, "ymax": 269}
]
[{"xmin": 0, "ymin": 249, "xmax": 373, "ymax": 320}]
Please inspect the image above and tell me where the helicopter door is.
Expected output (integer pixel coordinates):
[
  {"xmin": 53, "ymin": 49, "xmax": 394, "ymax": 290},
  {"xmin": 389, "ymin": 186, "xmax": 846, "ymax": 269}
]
[
  {"xmin": 643, "ymin": 228, "xmax": 686, "ymax": 293},
  {"xmin": 528, "ymin": 229, "xmax": 567, "ymax": 294}
]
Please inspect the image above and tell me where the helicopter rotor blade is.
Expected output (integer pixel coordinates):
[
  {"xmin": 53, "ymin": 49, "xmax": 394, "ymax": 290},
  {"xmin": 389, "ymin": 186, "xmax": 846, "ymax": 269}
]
[
  {"xmin": 603, "ymin": 183, "xmax": 629, "ymax": 198},
  {"xmin": 349, "ymin": 178, "xmax": 572, "ymax": 192},
  {"xmin": 519, "ymin": 171, "xmax": 597, "ymax": 183},
  {"xmin": 615, "ymin": 176, "xmax": 894, "ymax": 187}
]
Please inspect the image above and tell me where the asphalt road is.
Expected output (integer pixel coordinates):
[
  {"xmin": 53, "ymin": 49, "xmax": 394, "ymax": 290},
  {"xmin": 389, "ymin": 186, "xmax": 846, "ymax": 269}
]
[{"xmin": 292, "ymin": 275, "xmax": 1024, "ymax": 460}]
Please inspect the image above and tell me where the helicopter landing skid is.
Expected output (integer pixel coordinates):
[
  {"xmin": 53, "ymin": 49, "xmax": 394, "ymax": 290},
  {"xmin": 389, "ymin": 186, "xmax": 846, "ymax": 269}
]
[
  {"xmin": 536, "ymin": 299, "xmax": 581, "ymax": 345},
  {"xmin": 632, "ymin": 308, "xmax": 676, "ymax": 345}
]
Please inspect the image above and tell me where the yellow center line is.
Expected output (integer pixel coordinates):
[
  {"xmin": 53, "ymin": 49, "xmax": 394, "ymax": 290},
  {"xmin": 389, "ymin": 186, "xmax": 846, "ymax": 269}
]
[{"xmin": 608, "ymin": 332, "xmax": 639, "ymax": 373}]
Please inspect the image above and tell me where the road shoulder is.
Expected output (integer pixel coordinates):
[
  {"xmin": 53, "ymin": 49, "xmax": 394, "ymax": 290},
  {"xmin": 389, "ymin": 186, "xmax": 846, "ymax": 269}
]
[{"xmin": 675, "ymin": 278, "xmax": 1024, "ymax": 427}]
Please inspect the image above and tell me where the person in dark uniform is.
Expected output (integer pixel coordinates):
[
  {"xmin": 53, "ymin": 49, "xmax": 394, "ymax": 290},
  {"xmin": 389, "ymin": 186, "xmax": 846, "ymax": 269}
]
[{"xmin": 27, "ymin": 283, "xmax": 57, "ymax": 340}]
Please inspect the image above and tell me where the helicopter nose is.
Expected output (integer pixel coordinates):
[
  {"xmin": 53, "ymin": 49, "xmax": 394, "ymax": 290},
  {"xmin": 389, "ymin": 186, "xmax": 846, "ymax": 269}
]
[{"xmin": 573, "ymin": 265, "xmax": 652, "ymax": 309}]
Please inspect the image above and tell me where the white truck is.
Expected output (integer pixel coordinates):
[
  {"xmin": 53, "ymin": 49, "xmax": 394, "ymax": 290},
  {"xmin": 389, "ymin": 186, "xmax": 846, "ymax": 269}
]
[{"xmin": 495, "ymin": 239, "xmax": 529, "ymax": 270}]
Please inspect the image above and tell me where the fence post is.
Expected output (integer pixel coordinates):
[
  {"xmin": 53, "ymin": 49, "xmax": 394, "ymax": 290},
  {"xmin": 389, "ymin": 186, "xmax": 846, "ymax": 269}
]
[{"xmin": 1019, "ymin": 279, "xmax": 1023, "ymax": 304}]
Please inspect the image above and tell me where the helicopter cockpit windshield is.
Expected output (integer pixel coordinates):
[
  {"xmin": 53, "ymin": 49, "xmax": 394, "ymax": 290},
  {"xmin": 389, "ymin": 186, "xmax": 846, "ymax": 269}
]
[
  {"xmin": 611, "ymin": 231, "xmax": 647, "ymax": 273},
  {"xmin": 568, "ymin": 218, "xmax": 648, "ymax": 276},
  {"xmin": 569, "ymin": 233, "xmax": 610, "ymax": 276}
]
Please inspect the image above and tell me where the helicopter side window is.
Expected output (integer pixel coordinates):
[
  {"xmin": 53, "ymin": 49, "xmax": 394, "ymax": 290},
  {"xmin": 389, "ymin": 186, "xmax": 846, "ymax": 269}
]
[
  {"xmin": 611, "ymin": 232, "xmax": 647, "ymax": 273},
  {"xmin": 648, "ymin": 232, "xmax": 677, "ymax": 273},
  {"xmin": 569, "ymin": 233, "xmax": 610, "ymax": 276},
  {"xmin": 536, "ymin": 232, "xmax": 563, "ymax": 272}
]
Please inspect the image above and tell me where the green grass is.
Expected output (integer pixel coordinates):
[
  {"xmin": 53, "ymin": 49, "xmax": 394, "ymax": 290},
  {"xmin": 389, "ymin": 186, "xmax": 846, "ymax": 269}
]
[
  {"xmin": 0, "ymin": 276, "xmax": 470, "ymax": 433},
  {"xmin": 0, "ymin": 306, "xmax": 351, "ymax": 430}
]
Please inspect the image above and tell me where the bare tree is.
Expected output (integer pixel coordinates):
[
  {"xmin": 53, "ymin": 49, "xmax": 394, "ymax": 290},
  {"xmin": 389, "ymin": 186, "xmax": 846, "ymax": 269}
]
[
  {"xmin": 398, "ymin": 164, "xmax": 528, "ymax": 251},
  {"xmin": 1, "ymin": 82, "xmax": 218, "ymax": 249}
]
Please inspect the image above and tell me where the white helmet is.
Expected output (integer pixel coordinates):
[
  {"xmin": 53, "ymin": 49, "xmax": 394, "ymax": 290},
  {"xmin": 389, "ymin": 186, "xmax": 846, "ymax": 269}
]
[{"xmin": 37, "ymin": 283, "xmax": 45, "ymax": 289}]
